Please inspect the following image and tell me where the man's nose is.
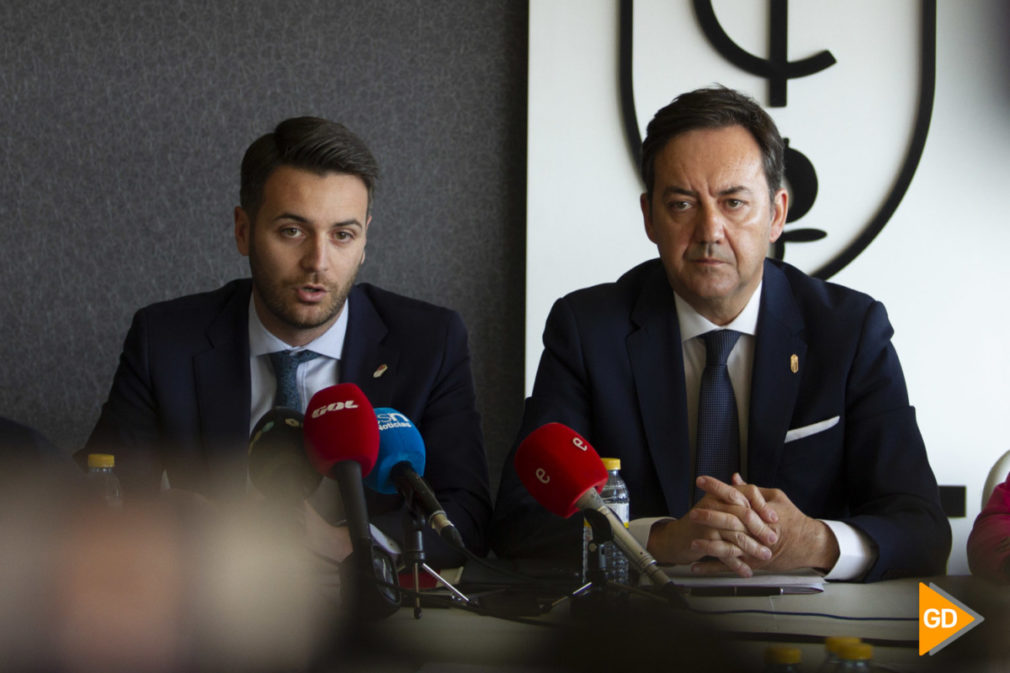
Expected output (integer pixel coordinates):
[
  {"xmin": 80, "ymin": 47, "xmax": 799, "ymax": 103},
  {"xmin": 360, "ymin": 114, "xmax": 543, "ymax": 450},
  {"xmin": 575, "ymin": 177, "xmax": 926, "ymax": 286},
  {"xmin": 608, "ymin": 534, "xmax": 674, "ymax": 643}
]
[
  {"xmin": 693, "ymin": 203, "xmax": 725, "ymax": 244},
  {"xmin": 301, "ymin": 235, "xmax": 328, "ymax": 272}
]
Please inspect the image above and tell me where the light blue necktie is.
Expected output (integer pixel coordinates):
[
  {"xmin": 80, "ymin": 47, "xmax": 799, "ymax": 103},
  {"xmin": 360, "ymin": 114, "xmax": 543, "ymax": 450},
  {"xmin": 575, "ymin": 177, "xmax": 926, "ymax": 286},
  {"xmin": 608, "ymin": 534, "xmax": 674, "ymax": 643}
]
[
  {"xmin": 269, "ymin": 350, "xmax": 321, "ymax": 410},
  {"xmin": 695, "ymin": 330, "xmax": 741, "ymax": 500}
]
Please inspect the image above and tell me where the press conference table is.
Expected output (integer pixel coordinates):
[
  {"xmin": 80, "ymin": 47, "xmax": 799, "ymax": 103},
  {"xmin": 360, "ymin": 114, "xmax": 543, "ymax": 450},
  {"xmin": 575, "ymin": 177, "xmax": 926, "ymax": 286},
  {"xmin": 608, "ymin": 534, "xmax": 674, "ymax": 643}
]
[{"xmin": 334, "ymin": 574, "xmax": 1010, "ymax": 673}]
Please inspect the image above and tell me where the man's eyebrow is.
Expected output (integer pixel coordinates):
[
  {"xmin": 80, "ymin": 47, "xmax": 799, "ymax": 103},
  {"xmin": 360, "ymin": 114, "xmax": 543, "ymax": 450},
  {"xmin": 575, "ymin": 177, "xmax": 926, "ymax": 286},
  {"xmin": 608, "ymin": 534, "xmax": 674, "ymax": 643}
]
[
  {"xmin": 659, "ymin": 186, "xmax": 756, "ymax": 199},
  {"xmin": 660, "ymin": 186, "xmax": 698, "ymax": 199},
  {"xmin": 717, "ymin": 185, "xmax": 753, "ymax": 197},
  {"xmin": 273, "ymin": 212, "xmax": 309, "ymax": 224},
  {"xmin": 272, "ymin": 213, "xmax": 364, "ymax": 228}
]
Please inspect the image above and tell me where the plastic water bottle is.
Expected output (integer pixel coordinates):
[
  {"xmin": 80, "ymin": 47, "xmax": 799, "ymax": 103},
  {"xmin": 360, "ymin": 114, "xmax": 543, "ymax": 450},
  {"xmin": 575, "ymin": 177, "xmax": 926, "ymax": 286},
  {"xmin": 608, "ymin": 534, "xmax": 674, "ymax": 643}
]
[
  {"xmin": 583, "ymin": 458, "xmax": 631, "ymax": 585},
  {"xmin": 817, "ymin": 637, "xmax": 862, "ymax": 672},
  {"xmin": 86, "ymin": 453, "xmax": 122, "ymax": 507},
  {"xmin": 764, "ymin": 646, "xmax": 802, "ymax": 672},
  {"xmin": 835, "ymin": 643, "xmax": 876, "ymax": 672}
]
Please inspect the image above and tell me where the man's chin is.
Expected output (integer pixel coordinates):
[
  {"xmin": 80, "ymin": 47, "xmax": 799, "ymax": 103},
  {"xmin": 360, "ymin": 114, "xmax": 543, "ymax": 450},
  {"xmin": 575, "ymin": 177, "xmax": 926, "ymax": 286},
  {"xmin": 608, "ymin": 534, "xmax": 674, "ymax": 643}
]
[
  {"xmin": 281, "ymin": 303, "xmax": 343, "ymax": 331},
  {"xmin": 673, "ymin": 273, "xmax": 738, "ymax": 300}
]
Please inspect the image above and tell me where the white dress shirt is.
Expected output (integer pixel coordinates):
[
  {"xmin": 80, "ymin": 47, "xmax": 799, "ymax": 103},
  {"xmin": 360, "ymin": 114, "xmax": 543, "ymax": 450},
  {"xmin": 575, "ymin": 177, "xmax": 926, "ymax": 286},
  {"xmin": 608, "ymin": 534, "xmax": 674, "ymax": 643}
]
[
  {"xmin": 247, "ymin": 295, "xmax": 350, "ymax": 433},
  {"xmin": 628, "ymin": 283, "xmax": 875, "ymax": 580}
]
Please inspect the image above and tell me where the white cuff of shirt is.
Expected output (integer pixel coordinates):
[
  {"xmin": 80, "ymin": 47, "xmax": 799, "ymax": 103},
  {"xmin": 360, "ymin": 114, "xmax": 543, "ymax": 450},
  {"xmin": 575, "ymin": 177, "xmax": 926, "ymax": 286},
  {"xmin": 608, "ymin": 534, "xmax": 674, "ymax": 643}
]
[
  {"xmin": 821, "ymin": 520, "xmax": 877, "ymax": 580},
  {"xmin": 629, "ymin": 516, "xmax": 674, "ymax": 549}
]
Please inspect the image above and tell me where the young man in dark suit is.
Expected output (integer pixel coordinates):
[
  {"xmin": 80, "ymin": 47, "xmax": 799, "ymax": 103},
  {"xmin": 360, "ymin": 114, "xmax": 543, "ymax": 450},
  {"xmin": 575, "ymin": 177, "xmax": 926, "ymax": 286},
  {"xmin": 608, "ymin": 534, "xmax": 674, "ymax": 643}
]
[
  {"xmin": 86, "ymin": 118, "xmax": 491, "ymax": 566},
  {"xmin": 493, "ymin": 87, "xmax": 949, "ymax": 581}
]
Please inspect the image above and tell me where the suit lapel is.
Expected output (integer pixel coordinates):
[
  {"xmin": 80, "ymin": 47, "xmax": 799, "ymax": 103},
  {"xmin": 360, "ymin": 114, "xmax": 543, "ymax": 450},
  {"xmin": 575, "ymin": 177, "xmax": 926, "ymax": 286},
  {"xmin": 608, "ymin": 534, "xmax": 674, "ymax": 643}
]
[
  {"xmin": 193, "ymin": 282, "xmax": 252, "ymax": 494},
  {"xmin": 628, "ymin": 268, "xmax": 693, "ymax": 516},
  {"xmin": 747, "ymin": 261, "xmax": 807, "ymax": 486},
  {"xmin": 340, "ymin": 285, "xmax": 398, "ymax": 408}
]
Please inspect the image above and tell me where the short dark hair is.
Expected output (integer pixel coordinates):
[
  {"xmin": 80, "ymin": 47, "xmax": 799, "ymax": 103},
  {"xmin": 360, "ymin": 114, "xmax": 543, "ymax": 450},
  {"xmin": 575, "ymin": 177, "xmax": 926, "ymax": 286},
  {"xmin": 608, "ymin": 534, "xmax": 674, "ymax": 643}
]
[
  {"xmin": 240, "ymin": 116, "xmax": 379, "ymax": 219},
  {"xmin": 641, "ymin": 86, "xmax": 784, "ymax": 200}
]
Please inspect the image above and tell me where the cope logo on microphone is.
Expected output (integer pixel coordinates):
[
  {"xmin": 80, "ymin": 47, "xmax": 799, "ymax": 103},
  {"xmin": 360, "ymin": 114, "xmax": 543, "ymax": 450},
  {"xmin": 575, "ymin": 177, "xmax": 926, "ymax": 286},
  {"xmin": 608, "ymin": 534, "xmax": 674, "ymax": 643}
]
[{"xmin": 310, "ymin": 400, "xmax": 359, "ymax": 418}]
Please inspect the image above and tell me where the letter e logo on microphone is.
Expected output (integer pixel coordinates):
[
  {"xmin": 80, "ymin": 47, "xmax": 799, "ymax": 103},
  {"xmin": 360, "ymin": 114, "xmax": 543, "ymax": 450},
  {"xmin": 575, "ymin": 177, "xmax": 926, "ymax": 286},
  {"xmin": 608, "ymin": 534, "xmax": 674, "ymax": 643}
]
[
  {"xmin": 535, "ymin": 467, "xmax": 550, "ymax": 484},
  {"xmin": 572, "ymin": 437, "xmax": 588, "ymax": 452},
  {"xmin": 918, "ymin": 582, "xmax": 983, "ymax": 656}
]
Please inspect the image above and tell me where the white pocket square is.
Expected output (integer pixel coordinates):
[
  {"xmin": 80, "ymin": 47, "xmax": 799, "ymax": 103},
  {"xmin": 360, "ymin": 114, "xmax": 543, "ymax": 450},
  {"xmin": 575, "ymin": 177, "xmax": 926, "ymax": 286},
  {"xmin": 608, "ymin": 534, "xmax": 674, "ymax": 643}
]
[{"xmin": 784, "ymin": 416, "xmax": 840, "ymax": 443}]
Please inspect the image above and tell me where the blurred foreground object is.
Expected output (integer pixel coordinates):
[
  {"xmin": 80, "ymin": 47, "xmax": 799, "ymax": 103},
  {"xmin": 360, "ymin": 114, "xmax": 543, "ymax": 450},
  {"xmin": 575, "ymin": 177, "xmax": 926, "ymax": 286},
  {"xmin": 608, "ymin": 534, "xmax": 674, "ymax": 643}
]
[
  {"xmin": 968, "ymin": 474, "xmax": 1010, "ymax": 583},
  {"xmin": 0, "ymin": 480, "xmax": 332, "ymax": 673}
]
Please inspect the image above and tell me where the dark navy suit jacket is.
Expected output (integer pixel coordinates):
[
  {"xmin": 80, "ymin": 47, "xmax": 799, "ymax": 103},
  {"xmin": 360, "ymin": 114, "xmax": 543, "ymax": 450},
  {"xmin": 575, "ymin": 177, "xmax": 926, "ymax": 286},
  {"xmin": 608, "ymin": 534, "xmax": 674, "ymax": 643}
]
[
  {"xmin": 85, "ymin": 279, "xmax": 492, "ymax": 563},
  {"xmin": 492, "ymin": 259, "xmax": 950, "ymax": 580}
]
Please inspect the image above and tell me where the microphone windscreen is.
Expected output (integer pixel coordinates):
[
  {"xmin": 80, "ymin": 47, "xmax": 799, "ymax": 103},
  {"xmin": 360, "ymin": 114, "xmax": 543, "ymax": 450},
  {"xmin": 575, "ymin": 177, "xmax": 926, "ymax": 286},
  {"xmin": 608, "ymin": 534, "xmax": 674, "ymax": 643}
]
[
  {"xmin": 248, "ymin": 407, "xmax": 322, "ymax": 499},
  {"xmin": 514, "ymin": 423, "xmax": 608, "ymax": 519},
  {"xmin": 364, "ymin": 408, "xmax": 425, "ymax": 495},
  {"xmin": 303, "ymin": 383, "xmax": 379, "ymax": 476}
]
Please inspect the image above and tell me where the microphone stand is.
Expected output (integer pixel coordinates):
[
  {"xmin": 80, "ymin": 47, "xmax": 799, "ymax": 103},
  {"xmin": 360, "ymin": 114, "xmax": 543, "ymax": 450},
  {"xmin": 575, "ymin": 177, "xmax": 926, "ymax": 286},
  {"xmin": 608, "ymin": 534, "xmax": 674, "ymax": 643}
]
[
  {"xmin": 570, "ymin": 511, "xmax": 609, "ymax": 597},
  {"xmin": 584, "ymin": 508, "xmax": 610, "ymax": 590},
  {"xmin": 401, "ymin": 507, "xmax": 472, "ymax": 619}
]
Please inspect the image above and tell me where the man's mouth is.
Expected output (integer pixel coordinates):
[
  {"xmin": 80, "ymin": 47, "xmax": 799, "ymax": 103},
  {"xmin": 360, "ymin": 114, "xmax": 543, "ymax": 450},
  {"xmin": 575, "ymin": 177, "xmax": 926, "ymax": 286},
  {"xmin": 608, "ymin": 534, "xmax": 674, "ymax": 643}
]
[{"xmin": 296, "ymin": 285, "xmax": 327, "ymax": 303}]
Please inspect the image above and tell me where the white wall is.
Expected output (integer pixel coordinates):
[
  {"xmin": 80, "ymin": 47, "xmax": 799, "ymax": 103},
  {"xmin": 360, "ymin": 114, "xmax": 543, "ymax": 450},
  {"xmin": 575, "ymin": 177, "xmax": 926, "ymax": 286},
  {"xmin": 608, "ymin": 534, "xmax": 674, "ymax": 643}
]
[{"xmin": 527, "ymin": 0, "xmax": 1010, "ymax": 574}]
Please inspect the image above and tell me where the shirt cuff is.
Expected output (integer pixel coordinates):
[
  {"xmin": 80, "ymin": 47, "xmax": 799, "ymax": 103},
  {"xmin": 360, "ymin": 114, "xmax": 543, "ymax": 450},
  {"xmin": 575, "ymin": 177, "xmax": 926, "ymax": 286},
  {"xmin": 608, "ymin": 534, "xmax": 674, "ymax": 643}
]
[
  {"xmin": 629, "ymin": 516, "xmax": 675, "ymax": 550},
  {"xmin": 821, "ymin": 520, "xmax": 877, "ymax": 580}
]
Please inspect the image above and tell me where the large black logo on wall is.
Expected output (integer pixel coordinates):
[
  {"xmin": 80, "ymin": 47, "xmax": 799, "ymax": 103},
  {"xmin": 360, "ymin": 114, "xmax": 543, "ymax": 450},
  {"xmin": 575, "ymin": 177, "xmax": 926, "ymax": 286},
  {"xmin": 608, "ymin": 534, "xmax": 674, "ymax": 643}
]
[{"xmin": 619, "ymin": 0, "xmax": 936, "ymax": 280}]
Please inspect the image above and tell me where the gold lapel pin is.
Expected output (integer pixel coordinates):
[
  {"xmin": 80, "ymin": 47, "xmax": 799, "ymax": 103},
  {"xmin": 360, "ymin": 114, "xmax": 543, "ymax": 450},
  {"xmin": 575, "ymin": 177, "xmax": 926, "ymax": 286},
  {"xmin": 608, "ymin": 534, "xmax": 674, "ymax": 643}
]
[
  {"xmin": 373, "ymin": 363, "xmax": 389, "ymax": 379},
  {"xmin": 790, "ymin": 354, "xmax": 799, "ymax": 374}
]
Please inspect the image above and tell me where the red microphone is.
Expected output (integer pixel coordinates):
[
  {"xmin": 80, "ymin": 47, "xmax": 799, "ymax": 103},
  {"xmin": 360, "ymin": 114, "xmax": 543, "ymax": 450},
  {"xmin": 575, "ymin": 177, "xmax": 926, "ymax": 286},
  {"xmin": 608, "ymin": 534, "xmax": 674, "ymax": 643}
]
[
  {"xmin": 515, "ymin": 423, "xmax": 608, "ymax": 518},
  {"xmin": 304, "ymin": 384, "xmax": 399, "ymax": 619},
  {"xmin": 515, "ymin": 423, "xmax": 675, "ymax": 589},
  {"xmin": 303, "ymin": 383, "xmax": 379, "ymax": 477}
]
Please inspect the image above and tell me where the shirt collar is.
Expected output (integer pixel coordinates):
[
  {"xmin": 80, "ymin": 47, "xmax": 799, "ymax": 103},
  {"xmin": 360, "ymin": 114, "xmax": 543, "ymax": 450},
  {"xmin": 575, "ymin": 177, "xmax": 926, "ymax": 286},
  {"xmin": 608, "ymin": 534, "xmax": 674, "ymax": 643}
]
[
  {"xmin": 247, "ymin": 292, "xmax": 349, "ymax": 359},
  {"xmin": 674, "ymin": 280, "xmax": 762, "ymax": 343}
]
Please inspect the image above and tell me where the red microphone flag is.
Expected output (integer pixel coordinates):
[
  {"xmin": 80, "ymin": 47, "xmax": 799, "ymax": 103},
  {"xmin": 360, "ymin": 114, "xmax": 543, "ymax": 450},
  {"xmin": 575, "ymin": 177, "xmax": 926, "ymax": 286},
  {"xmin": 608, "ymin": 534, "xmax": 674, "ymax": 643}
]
[
  {"xmin": 303, "ymin": 383, "xmax": 379, "ymax": 477},
  {"xmin": 514, "ymin": 423, "xmax": 608, "ymax": 518}
]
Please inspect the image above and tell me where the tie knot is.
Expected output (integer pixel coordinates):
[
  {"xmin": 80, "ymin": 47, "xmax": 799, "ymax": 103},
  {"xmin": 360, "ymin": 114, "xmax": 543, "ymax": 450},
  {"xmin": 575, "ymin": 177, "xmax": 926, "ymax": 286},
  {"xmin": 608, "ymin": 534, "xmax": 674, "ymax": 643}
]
[
  {"xmin": 702, "ymin": 330, "xmax": 740, "ymax": 367},
  {"xmin": 269, "ymin": 349, "xmax": 322, "ymax": 410},
  {"xmin": 270, "ymin": 349, "xmax": 321, "ymax": 372}
]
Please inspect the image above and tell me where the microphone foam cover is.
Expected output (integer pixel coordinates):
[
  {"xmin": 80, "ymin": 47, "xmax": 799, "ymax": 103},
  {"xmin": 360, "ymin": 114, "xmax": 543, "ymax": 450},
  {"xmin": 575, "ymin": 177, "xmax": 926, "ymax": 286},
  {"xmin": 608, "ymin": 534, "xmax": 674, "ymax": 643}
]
[
  {"xmin": 248, "ymin": 407, "xmax": 322, "ymax": 499},
  {"xmin": 364, "ymin": 408, "xmax": 426, "ymax": 495},
  {"xmin": 303, "ymin": 383, "xmax": 379, "ymax": 476},
  {"xmin": 514, "ymin": 423, "xmax": 608, "ymax": 519}
]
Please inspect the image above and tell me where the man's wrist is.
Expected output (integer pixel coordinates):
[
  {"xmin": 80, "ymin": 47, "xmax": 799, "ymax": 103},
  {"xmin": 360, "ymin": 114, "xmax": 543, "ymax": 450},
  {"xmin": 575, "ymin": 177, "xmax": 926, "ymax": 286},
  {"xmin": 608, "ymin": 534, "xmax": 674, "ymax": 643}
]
[
  {"xmin": 808, "ymin": 519, "xmax": 841, "ymax": 572},
  {"xmin": 646, "ymin": 517, "xmax": 688, "ymax": 564}
]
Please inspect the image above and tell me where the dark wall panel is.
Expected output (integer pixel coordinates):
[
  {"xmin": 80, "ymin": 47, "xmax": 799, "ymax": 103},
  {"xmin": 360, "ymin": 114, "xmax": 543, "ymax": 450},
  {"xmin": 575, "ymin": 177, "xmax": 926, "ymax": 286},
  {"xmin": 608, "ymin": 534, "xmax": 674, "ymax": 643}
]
[{"xmin": 0, "ymin": 1, "xmax": 527, "ymax": 489}]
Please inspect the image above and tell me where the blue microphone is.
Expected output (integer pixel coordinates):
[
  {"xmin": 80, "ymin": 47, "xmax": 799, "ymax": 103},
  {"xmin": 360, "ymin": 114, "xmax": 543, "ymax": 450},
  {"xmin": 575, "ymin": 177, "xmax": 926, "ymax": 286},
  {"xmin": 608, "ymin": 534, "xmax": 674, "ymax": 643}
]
[{"xmin": 365, "ymin": 408, "xmax": 463, "ymax": 547}]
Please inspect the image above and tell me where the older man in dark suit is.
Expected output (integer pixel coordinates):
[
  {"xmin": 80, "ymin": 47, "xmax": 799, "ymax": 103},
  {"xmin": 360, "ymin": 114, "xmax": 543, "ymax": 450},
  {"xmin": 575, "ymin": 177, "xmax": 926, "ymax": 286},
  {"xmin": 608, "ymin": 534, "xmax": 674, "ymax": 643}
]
[
  {"xmin": 492, "ymin": 87, "xmax": 949, "ymax": 581},
  {"xmin": 85, "ymin": 118, "xmax": 491, "ymax": 566}
]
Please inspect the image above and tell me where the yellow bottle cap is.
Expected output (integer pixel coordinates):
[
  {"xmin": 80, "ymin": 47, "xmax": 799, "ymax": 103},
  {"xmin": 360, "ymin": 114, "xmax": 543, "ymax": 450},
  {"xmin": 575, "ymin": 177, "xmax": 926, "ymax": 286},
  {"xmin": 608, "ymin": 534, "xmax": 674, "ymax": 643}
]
[
  {"xmin": 601, "ymin": 458, "xmax": 621, "ymax": 471},
  {"xmin": 824, "ymin": 636, "xmax": 861, "ymax": 655},
  {"xmin": 764, "ymin": 646, "xmax": 801, "ymax": 665},
  {"xmin": 87, "ymin": 453, "xmax": 115, "ymax": 469},
  {"xmin": 838, "ymin": 643, "xmax": 873, "ymax": 661}
]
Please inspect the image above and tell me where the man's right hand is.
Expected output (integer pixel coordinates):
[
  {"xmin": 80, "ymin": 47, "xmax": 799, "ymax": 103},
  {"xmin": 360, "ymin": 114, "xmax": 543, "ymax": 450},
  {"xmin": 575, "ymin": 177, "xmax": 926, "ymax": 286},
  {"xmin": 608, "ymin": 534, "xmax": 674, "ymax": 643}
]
[{"xmin": 646, "ymin": 475, "xmax": 779, "ymax": 577}]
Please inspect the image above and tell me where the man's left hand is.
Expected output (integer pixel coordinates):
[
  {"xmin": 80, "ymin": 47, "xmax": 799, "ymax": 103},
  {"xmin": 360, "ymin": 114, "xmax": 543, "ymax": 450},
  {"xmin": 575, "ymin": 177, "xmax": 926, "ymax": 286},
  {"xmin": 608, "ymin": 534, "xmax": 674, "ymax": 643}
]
[{"xmin": 690, "ymin": 475, "xmax": 840, "ymax": 575}]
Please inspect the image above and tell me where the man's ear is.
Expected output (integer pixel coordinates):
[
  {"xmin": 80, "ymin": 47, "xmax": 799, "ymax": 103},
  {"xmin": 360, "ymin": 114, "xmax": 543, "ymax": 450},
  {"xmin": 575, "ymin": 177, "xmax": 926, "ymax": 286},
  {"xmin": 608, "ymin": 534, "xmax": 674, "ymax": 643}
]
[
  {"xmin": 768, "ymin": 188, "xmax": 789, "ymax": 243},
  {"xmin": 234, "ymin": 206, "xmax": 251, "ymax": 256},
  {"xmin": 641, "ymin": 192, "xmax": 658, "ymax": 244},
  {"xmin": 360, "ymin": 215, "xmax": 371, "ymax": 266}
]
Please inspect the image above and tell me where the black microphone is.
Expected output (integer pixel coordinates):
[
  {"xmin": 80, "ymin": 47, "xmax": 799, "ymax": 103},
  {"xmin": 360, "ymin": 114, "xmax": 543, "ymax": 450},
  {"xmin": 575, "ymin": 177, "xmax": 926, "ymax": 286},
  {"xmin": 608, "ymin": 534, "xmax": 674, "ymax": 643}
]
[
  {"xmin": 364, "ymin": 408, "xmax": 463, "ymax": 548},
  {"xmin": 248, "ymin": 408, "xmax": 322, "ymax": 502}
]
